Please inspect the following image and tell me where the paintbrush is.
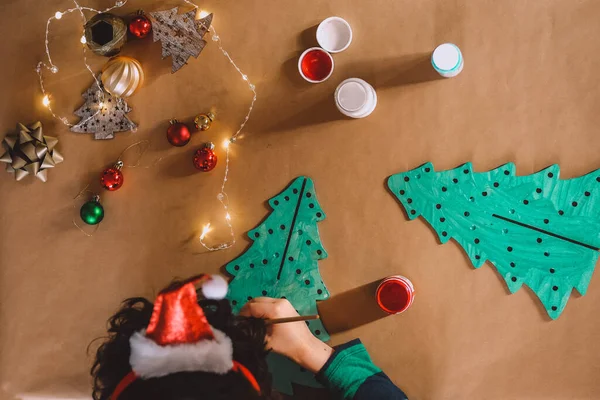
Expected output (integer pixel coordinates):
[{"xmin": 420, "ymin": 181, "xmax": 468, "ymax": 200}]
[{"xmin": 266, "ymin": 315, "xmax": 320, "ymax": 325}]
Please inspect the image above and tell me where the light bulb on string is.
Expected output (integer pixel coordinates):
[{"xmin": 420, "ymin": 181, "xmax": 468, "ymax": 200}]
[
  {"xmin": 200, "ymin": 223, "xmax": 212, "ymax": 240},
  {"xmin": 38, "ymin": 0, "xmax": 257, "ymax": 252}
]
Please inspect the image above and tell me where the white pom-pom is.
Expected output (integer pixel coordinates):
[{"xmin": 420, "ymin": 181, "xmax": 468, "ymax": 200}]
[{"xmin": 202, "ymin": 275, "xmax": 228, "ymax": 299}]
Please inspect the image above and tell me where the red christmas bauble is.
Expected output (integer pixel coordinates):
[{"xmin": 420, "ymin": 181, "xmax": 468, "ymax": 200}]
[
  {"xmin": 167, "ymin": 120, "xmax": 191, "ymax": 147},
  {"xmin": 100, "ymin": 162, "xmax": 124, "ymax": 191},
  {"xmin": 129, "ymin": 14, "xmax": 152, "ymax": 39},
  {"xmin": 193, "ymin": 143, "xmax": 218, "ymax": 172}
]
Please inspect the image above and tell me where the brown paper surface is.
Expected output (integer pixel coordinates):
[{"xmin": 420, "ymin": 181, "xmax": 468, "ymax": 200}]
[{"xmin": 1, "ymin": 0, "xmax": 600, "ymax": 399}]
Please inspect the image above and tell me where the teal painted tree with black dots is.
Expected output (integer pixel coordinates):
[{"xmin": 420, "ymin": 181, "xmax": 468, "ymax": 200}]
[
  {"xmin": 225, "ymin": 176, "xmax": 330, "ymax": 394},
  {"xmin": 387, "ymin": 162, "xmax": 600, "ymax": 319}
]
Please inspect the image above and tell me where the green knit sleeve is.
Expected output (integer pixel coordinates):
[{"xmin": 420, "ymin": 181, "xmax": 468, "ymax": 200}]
[{"xmin": 316, "ymin": 340, "xmax": 382, "ymax": 399}]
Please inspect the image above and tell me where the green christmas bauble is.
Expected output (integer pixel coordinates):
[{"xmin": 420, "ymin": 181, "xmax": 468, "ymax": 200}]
[{"xmin": 80, "ymin": 199, "xmax": 104, "ymax": 225}]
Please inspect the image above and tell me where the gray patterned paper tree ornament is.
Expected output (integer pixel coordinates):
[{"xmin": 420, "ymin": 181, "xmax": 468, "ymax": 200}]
[
  {"xmin": 387, "ymin": 162, "xmax": 600, "ymax": 320},
  {"xmin": 225, "ymin": 176, "xmax": 330, "ymax": 394},
  {"xmin": 70, "ymin": 77, "xmax": 137, "ymax": 140},
  {"xmin": 149, "ymin": 7, "xmax": 213, "ymax": 73}
]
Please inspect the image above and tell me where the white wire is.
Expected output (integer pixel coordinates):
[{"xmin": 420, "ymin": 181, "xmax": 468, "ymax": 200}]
[{"xmin": 41, "ymin": 0, "xmax": 256, "ymax": 252}]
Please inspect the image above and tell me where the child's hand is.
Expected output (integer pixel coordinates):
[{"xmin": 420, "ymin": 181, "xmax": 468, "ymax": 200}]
[{"xmin": 240, "ymin": 297, "xmax": 333, "ymax": 373}]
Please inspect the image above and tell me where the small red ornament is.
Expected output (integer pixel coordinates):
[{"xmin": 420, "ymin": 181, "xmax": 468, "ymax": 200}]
[
  {"xmin": 129, "ymin": 13, "xmax": 152, "ymax": 39},
  {"xmin": 100, "ymin": 160, "xmax": 124, "ymax": 191},
  {"xmin": 193, "ymin": 143, "xmax": 218, "ymax": 172},
  {"xmin": 167, "ymin": 119, "xmax": 191, "ymax": 147}
]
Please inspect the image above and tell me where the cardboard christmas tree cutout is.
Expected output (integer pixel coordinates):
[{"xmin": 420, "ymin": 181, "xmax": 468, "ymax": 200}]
[
  {"xmin": 149, "ymin": 7, "xmax": 213, "ymax": 73},
  {"xmin": 70, "ymin": 77, "xmax": 137, "ymax": 140},
  {"xmin": 226, "ymin": 176, "xmax": 330, "ymax": 394},
  {"xmin": 388, "ymin": 162, "xmax": 600, "ymax": 319}
]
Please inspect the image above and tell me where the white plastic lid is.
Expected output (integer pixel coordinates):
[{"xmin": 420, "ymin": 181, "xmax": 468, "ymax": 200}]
[
  {"xmin": 337, "ymin": 81, "xmax": 367, "ymax": 112},
  {"xmin": 432, "ymin": 43, "xmax": 461, "ymax": 71},
  {"xmin": 316, "ymin": 17, "xmax": 353, "ymax": 53}
]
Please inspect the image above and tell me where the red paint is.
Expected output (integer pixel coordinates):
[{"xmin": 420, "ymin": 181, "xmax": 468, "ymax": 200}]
[
  {"xmin": 300, "ymin": 49, "xmax": 333, "ymax": 81},
  {"xmin": 376, "ymin": 276, "xmax": 414, "ymax": 314}
]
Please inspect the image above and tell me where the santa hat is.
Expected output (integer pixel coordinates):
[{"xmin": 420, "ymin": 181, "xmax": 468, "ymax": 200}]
[{"xmin": 110, "ymin": 274, "xmax": 260, "ymax": 399}]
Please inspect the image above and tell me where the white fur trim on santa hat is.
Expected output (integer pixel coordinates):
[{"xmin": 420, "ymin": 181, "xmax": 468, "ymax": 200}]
[
  {"xmin": 129, "ymin": 327, "xmax": 233, "ymax": 378},
  {"xmin": 202, "ymin": 274, "xmax": 229, "ymax": 300}
]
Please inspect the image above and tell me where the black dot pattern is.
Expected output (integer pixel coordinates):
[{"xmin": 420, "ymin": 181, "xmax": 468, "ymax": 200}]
[{"xmin": 386, "ymin": 163, "xmax": 595, "ymax": 319}]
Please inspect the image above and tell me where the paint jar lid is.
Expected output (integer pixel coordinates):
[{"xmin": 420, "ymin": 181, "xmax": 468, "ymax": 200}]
[
  {"xmin": 432, "ymin": 43, "xmax": 463, "ymax": 73},
  {"xmin": 316, "ymin": 17, "xmax": 353, "ymax": 53},
  {"xmin": 338, "ymin": 81, "xmax": 367, "ymax": 112},
  {"xmin": 334, "ymin": 78, "xmax": 377, "ymax": 118}
]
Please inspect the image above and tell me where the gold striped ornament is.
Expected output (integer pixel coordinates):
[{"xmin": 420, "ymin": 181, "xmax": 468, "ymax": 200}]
[{"xmin": 101, "ymin": 56, "xmax": 144, "ymax": 98}]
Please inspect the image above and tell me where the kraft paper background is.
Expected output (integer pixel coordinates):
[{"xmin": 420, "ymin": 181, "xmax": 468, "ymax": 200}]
[{"xmin": 1, "ymin": 0, "xmax": 599, "ymax": 399}]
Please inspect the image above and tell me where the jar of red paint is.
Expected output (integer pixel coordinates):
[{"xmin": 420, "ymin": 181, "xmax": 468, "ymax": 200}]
[{"xmin": 376, "ymin": 275, "xmax": 415, "ymax": 314}]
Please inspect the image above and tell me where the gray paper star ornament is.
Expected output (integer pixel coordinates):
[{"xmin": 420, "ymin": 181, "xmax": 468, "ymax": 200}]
[{"xmin": 0, "ymin": 121, "xmax": 63, "ymax": 182}]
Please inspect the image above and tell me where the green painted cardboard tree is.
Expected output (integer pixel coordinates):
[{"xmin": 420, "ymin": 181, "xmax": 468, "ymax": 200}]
[
  {"xmin": 388, "ymin": 162, "xmax": 600, "ymax": 319},
  {"xmin": 225, "ymin": 176, "xmax": 330, "ymax": 394}
]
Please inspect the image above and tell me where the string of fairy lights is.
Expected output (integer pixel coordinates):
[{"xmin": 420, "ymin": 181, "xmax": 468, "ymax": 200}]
[{"xmin": 39, "ymin": 0, "xmax": 257, "ymax": 251}]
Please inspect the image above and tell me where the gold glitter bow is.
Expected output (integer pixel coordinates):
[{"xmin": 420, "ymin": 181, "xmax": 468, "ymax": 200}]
[{"xmin": 0, "ymin": 121, "xmax": 64, "ymax": 182}]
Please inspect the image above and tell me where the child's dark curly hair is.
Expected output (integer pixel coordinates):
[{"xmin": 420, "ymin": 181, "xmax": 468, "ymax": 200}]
[{"xmin": 91, "ymin": 287, "xmax": 273, "ymax": 400}]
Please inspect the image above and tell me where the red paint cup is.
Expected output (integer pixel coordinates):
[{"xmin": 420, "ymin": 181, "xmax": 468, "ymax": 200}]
[
  {"xmin": 376, "ymin": 275, "xmax": 415, "ymax": 314},
  {"xmin": 298, "ymin": 47, "xmax": 334, "ymax": 83}
]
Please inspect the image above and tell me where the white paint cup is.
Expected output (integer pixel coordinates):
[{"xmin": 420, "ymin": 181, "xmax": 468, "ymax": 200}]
[
  {"xmin": 316, "ymin": 17, "xmax": 353, "ymax": 53},
  {"xmin": 334, "ymin": 78, "xmax": 377, "ymax": 118},
  {"xmin": 431, "ymin": 43, "xmax": 464, "ymax": 78}
]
